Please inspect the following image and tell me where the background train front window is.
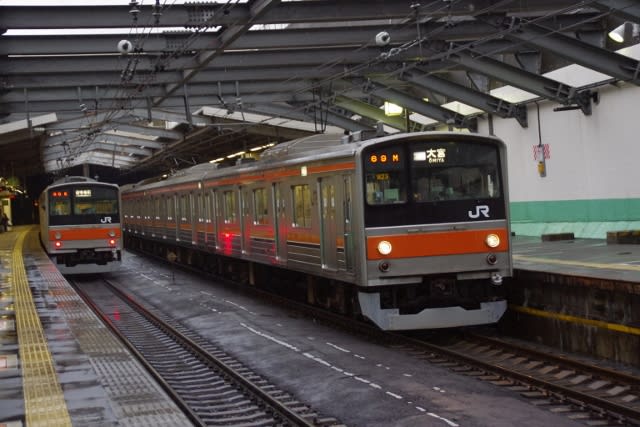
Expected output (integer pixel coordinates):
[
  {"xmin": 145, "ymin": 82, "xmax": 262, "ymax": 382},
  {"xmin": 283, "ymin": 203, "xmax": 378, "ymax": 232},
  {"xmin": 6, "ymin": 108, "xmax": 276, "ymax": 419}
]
[
  {"xmin": 72, "ymin": 187, "xmax": 119, "ymax": 215},
  {"xmin": 363, "ymin": 145, "xmax": 406, "ymax": 205},
  {"xmin": 48, "ymin": 185, "xmax": 119, "ymax": 225},
  {"xmin": 49, "ymin": 191, "xmax": 71, "ymax": 216},
  {"xmin": 411, "ymin": 141, "xmax": 501, "ymax": 202}
]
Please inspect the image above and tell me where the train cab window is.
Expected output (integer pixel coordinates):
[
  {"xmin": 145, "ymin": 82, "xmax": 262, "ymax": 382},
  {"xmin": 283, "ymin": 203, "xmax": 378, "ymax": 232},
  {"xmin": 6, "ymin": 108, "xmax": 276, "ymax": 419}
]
[
  {"xmin": 292, "ymin": 184, "xmax": 311, "ymax": 228},
  {"xmin": 223, "ymin": 190, "xmax": 237, "ymax": 224},
  {"xmin": 363, "ymin": 145, "xmax": 406, "ymax": 205},
  {"xmin": 50, "ymin": 198, "xmax": 71, "ymax": 216},
  {"xmin": 253, "ymin": 188, "xmax": 269, "ymax": 225},
  {"xmin": 410, "ymin": 141, "xmax": 501, "ymax": 202}
]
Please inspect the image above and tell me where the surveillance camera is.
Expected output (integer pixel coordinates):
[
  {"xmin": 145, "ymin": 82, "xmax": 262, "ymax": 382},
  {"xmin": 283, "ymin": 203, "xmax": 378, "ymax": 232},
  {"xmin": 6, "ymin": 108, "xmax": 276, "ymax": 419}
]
[
  {"xmin": 375, "ymin": 31, "xmax": 391, "ymax": 47},
  {"xmin": 117, "ymin": 39, "xmax": 133, "ymax": 54}
]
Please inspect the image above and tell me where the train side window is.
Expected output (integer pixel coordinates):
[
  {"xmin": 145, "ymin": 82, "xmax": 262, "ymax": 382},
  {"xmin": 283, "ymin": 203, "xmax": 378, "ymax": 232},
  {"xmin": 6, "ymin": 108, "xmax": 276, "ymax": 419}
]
[
  {"xmin": 253, "ymin": 188, "xmax": 268, "ymax": 225},
  {"xmin": 154, "ymin": 197, "xmax": 161, "ymax": 220},
  {"xmin": 204, "ymin": 192, "xmax": 211, "ymax": 223},
  {"xmin": 292, "ymin": 184, "xmax": 311, "ymax": 228},
  {"xmin": 167, "ymin": 196, "xmax": 175, "ymax": 220},
  {"xmin": 223, "ymin": 190, "xmax": 237, "ymax": 224},
  {"xmin": 179, "ymin": 193, "xmax": 191, "ymax": 222}
]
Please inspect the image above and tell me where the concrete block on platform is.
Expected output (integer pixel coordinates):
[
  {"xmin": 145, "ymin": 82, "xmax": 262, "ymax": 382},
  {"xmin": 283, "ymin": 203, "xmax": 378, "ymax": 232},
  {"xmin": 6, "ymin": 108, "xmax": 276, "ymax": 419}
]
[
  {"xmin": 541, "ymin": 232, "xmax": 575, "ymax": 241},
  {"xmin": 606, "ymin": 230, "xmax": 640, "ymax": 244}
]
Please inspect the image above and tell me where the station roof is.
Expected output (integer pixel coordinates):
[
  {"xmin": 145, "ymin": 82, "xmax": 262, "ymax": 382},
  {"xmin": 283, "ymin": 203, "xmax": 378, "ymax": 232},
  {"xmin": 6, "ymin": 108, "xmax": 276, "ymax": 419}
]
[{"xmin": 1, "ymin": 0, "xmax": 639, "ymax": 182}]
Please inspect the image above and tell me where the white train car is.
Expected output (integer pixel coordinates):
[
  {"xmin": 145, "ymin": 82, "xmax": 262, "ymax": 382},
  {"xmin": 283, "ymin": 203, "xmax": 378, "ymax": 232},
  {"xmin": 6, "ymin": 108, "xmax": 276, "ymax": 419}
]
[{"xmin": 122, "ymin": 131, "xmax": 512, "ymax": 330}]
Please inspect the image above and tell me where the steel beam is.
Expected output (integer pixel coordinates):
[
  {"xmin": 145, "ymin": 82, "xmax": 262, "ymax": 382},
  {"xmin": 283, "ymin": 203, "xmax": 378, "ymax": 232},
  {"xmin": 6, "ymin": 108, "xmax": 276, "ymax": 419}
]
[
  {"xmin": 361, "ymin": 80, "xmax": 477, "ymax": 131},
  {"xmin": 243, "ymin": 103, "xmax": 369, "ymax": 132},
  {"xmin": 0, "ymin": 1, "xmax": 586, "ymax": 30},
  {"xmin": 333, "ymin": 96, "xmax": 408, "ymax": 131},
  {"xmin": 490, "ymin": 18, "xmax": 640, "ymax": 85},
  {"xmin": 156, "ymin": 0, "xmax": 281, "ymax": 105},
  {"xmin": 592, "ymin": 0, "xmax": 640, "ymax": 22},
  {"xmin": 445, "ymin": 50, "xmax": 595, "ymax": 115},
  {"xmin": 398, "ymin": 70, "xmax": 527, "ymax": 127},
  {"xmin": 43, "ymin": 142, "xmax": 152, "ymax": 162}
]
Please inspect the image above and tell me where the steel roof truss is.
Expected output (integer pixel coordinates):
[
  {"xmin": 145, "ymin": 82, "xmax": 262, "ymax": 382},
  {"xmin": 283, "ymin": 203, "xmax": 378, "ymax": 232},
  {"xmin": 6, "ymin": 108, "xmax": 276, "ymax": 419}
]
[
  {"xmin": 488, "ymin": 17, "xmax": 640, "ymax": 85},
  {"xmin": 400, "ymin": 70, "xmax": 527, "ymax": 128},
  {"xmin": 446, "ymin": 50, "xmax": 595, "ymax": 115},
  {"xmin": 362, "ymin": 79, "xmax": 477, "ymax": 131}
]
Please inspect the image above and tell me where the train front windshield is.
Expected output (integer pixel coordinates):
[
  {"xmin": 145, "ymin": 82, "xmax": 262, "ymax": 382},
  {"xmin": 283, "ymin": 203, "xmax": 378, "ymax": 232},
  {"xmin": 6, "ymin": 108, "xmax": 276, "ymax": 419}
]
[
  {"xmin": 363, "ymin": 139, "xmax": 505, "ymax": 226},
  {"xmin": 49, "ymin": 186, "xmax": 120, "ymax": 225}
]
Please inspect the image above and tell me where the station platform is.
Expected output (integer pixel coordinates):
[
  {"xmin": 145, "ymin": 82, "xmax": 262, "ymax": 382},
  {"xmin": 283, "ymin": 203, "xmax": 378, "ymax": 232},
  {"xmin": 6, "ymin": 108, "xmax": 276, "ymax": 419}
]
[
  {"xmin": 512, "ymin": 234, "xmax": 640, "ymax": 283},
  {"xmin": 0, "ymin": 226, "xmax": 193, "ymax": 427},
  {"xmin": 1, "ymin": 226, "xmax": 639, "ymax": 426}
]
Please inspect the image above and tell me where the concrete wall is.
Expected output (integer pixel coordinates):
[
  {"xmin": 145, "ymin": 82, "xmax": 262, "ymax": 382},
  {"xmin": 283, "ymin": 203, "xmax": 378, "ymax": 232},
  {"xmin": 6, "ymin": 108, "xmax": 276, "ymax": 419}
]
[{"xmin": 475, "ymin": 45, "xmax": 640, "ymax": 238}]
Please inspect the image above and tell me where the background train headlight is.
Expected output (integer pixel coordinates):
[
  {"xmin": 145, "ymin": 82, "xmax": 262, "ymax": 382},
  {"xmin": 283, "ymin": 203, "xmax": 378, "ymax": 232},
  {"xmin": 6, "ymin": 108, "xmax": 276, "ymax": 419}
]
[
  {"xmin": 377, "ymin": 240, "xmax": 392, "ymax": 255},
  {"xmin": 485, "ymin": 234, "xmax": 500, "ymax": 248}
]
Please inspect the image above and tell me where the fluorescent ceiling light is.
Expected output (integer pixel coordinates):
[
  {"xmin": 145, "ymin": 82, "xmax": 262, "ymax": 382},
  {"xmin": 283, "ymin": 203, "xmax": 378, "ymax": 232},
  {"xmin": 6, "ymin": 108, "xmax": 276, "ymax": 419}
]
[{"xmin": 608, "ymin": 23, "xmax": 627, "ymax": 43}]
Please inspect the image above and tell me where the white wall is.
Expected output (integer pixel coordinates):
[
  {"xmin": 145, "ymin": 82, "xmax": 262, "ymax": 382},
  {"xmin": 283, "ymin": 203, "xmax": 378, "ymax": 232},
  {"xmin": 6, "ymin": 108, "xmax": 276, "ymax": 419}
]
[{"xmin": 475, "ymin": 46, "xmax": 640, "ymax": 204}]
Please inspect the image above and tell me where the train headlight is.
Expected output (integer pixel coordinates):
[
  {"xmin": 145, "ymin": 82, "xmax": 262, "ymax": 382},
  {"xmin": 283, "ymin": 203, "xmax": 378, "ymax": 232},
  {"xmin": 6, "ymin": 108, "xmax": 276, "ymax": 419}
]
[
  {"xmin": 485, "ymin": 234, "xmax": 500, "ymax": 248},
  {"xmin": 108, "ymin": 239, "xmax": 117, "ymax": 247},
  {"xmin": 54, "ymin": 232, "xmax": 62, "ymax": 239},
  {"xmin": 54, "ymin": 241, "xmax": 62, "ymax": 248},
  {"xmin": 377, "ymin": 240, "xmax": 392, "ymax": 255}
]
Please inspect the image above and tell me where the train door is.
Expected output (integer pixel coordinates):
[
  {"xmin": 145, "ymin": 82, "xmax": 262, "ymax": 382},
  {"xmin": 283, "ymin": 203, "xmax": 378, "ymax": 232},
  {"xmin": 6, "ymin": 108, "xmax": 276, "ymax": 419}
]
[
  {"xmin": 319, "ymin": 177, "xmax": 338, "ymax": 271},
  {"xmin": 273, "ymin": 182, "xmax": 287, "ymax": 263},
  {"xmin": 191, "ymin": 191, "xmax": 199, "ymax": 245},
  {"xmin": 214, "ymin": 190, "xmax": 222, "ymax": 251},
  {"xmin": 169, "ymin": 194, "xmax": 178, "ymax": 241},
  {"xmin": 204, "ymin": 190, "xmax": 215, "ymax": 249},
  {"xmin": 159, "ymin": 195, "xmax": 167, "ymax": 239},
  {"xmin": 342, "ymin": 175, "xmax": 354, "ymax": 272},
  {"xmin": 240, "ymin": 186, "xmax": 250, "ymax": 255}
]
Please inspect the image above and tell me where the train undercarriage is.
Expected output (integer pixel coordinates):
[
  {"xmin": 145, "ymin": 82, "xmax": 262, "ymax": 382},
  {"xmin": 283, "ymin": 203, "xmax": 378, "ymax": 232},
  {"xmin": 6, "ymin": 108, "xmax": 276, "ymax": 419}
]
[{"xmin": 125, "ymin": 234, "xmax": 507, "ymax": 330}]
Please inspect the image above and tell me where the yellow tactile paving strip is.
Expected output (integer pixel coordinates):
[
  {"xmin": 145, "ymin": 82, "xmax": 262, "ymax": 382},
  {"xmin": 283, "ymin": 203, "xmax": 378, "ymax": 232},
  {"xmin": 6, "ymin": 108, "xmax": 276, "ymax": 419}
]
[{"xmin": 12, "ymin": 229, "xmax": 72, "ymax": 427}]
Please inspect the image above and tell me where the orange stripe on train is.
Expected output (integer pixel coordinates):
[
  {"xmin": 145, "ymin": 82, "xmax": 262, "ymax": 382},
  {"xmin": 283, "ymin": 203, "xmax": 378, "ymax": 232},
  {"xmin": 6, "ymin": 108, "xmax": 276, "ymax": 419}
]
[
  {"xmin": 366, "ymin": 228, "xmax": 509, "ymax": 260},
  {"xmin": 49, "ymin": 227, "xmax": 121, "ymax": 240}
]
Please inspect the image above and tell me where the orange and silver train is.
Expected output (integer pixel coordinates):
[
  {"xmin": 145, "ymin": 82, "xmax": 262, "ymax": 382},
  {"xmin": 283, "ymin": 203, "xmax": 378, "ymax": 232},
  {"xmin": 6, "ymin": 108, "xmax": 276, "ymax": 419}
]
[
  {"xmin": 39, "ymin": 176, "xmax": 122, "ymax": 274},
  {"xmin": 122, "ymin": 131, "xmax": 512, "ymax": 330}
]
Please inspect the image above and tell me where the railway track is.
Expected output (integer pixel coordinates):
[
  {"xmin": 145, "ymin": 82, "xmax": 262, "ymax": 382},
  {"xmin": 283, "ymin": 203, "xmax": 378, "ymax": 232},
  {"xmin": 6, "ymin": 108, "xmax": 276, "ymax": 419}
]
[
  {"xmin": 125, "ymin": 248, "xmax": 640, "ymax": 426},
  {"xmin": 70, "ymin": 277, "xmax": 344, "ymax": 427},
  {"xmin": 401, "ymin": 331, "xmax": 640, "ymax": 426},
  {"xmin": 284, "ymin": 295, "xmax": 640, "ymax": 426}
]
